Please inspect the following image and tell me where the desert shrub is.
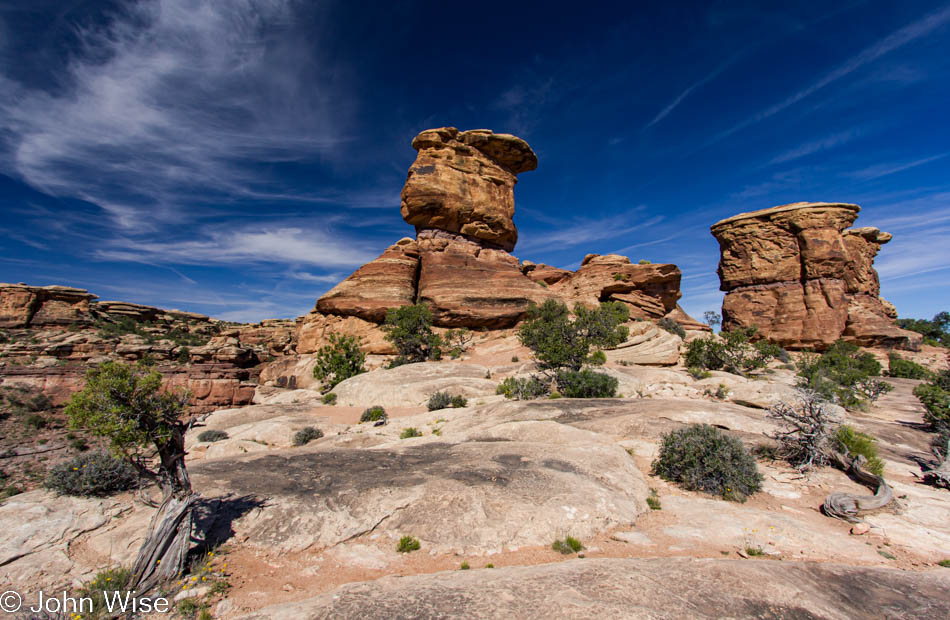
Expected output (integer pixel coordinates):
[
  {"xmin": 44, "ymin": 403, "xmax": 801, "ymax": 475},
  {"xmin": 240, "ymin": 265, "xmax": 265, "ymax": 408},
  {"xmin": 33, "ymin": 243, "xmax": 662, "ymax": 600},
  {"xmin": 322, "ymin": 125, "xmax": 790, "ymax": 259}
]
[
  {"xmin": 703, "ymin": 311, "xmax": 721, "ymax": 328},
  {"xmin": 450, "ymin": 394, "xmax": 468, "ymax": 408},
  {"xmin": 443, "ymin": 328, "xmax": 473, "ymax": 359},
  {"xmin": 555, "ymin": 369, "xmax": 618, "ymax": 398},
  {"xmin": 176, "ymin": 346, "xmax": 190, "ymax": 363},
  {"xmin": 646, "ymin": 489, "xmax": 661, "ymax": 510},
  {"xmin": 767, "ymin": 392, "xmax": 839, "ymax": 472},
  {"xmin": 312, "ymin": 333, "xmax": 366, "ymax": 391},
  {"xmin": 360, "ymin": 405, "xmax": 388, "ymax": 423},
  {"xmin": 796, "ymin": 340, "xmax": 891, "ymax": 408},
  {"xmin": 687, "ymin": 366, "xmax": 711, "ymax": 380},
  {"xmin": 897, "ymin": 311, "xmax": 949, "ymax": 347},
  {"xmin": 382, "ymin": 304, "xmax": 442, "ymax": 363},
  {"xmin": 886, "ymin": 354, "xmax": 933, "ymax": 380},
  {"xmin": 197, "ymin": 429, "xmax": 229, "ymax": 442},
  {"xmin": 322, "ymin": 392, "xmax": 337, "ymax": 405},
  {"xmin": 400, "ymin": 427, "xmax": 423, "ymax": 439},
  {"xmin": 396, "ymin": 535, "xmax": 420, "ymax": 552},
  {"xmin": 76, "ymin": 566, "xmax": 133, "ymax": 620},
  {"xmin": 684, "ymin": 328, "xmax": 778, "ymax": 375},
  {"xmin": 293, "ymin": 426, "xmax": 324, "ymax": 446},
  {"xmin": 511, "ymin": 355, "xmax": 519, "ymax": 362},
  {"xmin": 552, "ymin": 536, "xmax": 583, "ymax": 554},
  {"xmin": 775, "ymin": 347, "xmax": 791, "ymax": 364},
  {"xmin": 658, "ymin": 317, "xmax": 686, "ymax": 339},
  {"xmin": 638, "ymin": 259, "xmax": 651, "ymax": 265},
  {"xmin": 914, "ymin": 382, "xmax": 950, "ymax": 428},
  {"xmin": 427, "ymin": 391, "xmax": 452, "ymax": 411},
  {"xmin": 497, "ymin": 376, "xmax": 550, "ymax": 400},
  {"xmin": 835, "ymin": 425, "xmax": 885, "ymax": 476},
  {"xmin": 23, "ymin": 413, "xmax": 47, "ymax": 429},
  {"xmin": 518, "ymin": 299, "xmax": 628, "ymax": 373},
  {"xmin": 652, "ymin": 424, "xmax": 762, "ymax": 501},
  {"xmin": 460, "ymin": 561, "xmax": 470, "ymax": 570},
  {"xmin": 45, "ymin": 450, "xmax": 138, "ymax": 497}
]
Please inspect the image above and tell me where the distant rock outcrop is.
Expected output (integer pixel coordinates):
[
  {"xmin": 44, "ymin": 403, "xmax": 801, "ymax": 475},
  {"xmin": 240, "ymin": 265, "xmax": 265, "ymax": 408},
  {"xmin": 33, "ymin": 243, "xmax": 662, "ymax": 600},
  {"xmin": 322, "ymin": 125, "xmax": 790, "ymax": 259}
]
[
  {"xmin": 296, "ymin": 127, "xmax": 706, "ymax": 356},
  {"xmin": 711, "ymin": 202, "xmax": 920, "ymax": 350}
]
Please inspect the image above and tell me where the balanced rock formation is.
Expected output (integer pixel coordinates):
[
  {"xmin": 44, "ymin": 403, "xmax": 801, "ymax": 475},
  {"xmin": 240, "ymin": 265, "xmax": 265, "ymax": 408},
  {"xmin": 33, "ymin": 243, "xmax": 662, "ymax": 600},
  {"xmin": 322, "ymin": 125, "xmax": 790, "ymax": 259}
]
[
  {"xmin": 295, "ymin": 127, "xmax": 706, "ymax": 357},
  {"xmin": 711, "ymin": 202, "xmax": 920, "ymax": 350}
]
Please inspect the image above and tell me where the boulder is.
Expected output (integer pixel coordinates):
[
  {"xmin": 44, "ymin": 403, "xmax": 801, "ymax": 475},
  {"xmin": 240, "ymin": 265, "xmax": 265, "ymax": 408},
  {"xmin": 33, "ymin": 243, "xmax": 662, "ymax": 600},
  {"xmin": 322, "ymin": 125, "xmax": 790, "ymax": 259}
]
[
  {"xmin": 400, "ymin": 127, "xmax": 537, "ymax": 252},
  {"xmin": 605, "ymin": 321, "xmax": 681, "ymax": 366},
  {"xmin": 711, "ymin": 202, "xmax": 920, "ymax": 350},
  {"xmin": 551, "ymin": 255, "xmax": 682, "ymax": 317},
  {"xmin": 0, "ymin": 284, "xmax": 97, "ymax": 328}
]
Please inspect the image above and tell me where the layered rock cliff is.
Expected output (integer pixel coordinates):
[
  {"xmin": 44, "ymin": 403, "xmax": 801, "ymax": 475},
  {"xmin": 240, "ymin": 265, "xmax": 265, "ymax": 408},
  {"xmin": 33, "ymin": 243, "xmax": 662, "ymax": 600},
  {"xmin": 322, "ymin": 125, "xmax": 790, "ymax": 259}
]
[
  {"xmin": 296, "ymin": 127, "xmax": 705, "ymax": 355},
  {"xmin": 711, "ymin": 202, "xmax": 920, "ymax": 350}
]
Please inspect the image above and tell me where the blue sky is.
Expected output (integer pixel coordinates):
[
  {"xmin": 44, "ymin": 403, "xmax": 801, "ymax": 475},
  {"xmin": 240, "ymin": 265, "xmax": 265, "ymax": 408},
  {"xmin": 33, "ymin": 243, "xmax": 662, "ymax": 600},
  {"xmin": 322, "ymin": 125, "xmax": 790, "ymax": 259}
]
[{"xmin": 1, "ymin": 0, "xmax": 948, "ymax": 323}]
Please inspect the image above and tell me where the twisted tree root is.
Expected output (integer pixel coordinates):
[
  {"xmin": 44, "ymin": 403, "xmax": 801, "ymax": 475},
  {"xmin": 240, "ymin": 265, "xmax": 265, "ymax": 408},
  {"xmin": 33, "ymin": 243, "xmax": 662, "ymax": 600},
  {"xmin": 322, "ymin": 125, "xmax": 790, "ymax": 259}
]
[
  {"xmin": 821, "ymin": 452, "xmax": 894, "ymax": 523},
  {"xmin": 920, "ymin": 435, "xmax": 950, "ymax": 490}
]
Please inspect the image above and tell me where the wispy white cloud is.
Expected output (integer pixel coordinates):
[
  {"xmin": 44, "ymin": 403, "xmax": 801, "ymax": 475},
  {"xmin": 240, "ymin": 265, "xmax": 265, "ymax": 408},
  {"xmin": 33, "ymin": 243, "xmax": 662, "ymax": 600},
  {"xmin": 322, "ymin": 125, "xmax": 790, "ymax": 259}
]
[
  {"xmin": 846, "ymin": 151, "xmax": 950, "ymax": 180},
  {"xmin": 644, "ymin": 58, "xmax": 734, "ymax": 129},
  {"xmin": 518, "ymin": 209, "xmax": 662, "ymax": 253},
  {"xmin": 708, "ymin": 4, "xmax": 950, "ymax": 145},
  {"xmin": 769, "ymin": 127, "xmax": 868, "ymax": 164},
  {"xmin": 94, "ymin": 225, "xmax": 375, "ymax": 268},
  {"xmin": 0, "ymin": 0, "xmax": 353, "ymax": 232}
]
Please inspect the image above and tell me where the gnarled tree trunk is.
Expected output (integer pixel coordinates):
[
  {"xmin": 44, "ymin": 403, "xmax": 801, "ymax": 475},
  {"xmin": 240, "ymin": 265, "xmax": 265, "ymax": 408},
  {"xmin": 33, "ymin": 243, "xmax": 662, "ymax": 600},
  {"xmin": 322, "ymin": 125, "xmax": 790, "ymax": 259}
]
[
  {"xmin": 822, "ymin": 452, "xmax": 893, "ymax": 522},
  {"xmin": 921, "ymin": 434, "xmax": 950, "ymax": 489}
]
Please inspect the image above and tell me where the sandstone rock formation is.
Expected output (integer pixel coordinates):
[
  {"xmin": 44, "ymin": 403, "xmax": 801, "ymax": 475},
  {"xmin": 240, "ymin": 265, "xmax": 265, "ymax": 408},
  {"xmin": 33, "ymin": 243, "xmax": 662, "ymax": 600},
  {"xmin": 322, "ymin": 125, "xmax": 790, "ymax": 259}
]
[
  {"xmin": 711, "ymin": 202, "xmax": 920, "ymax": 350},
  {"xmin": 0, "ymin": 284, "xmax": 97, "ymax": 328},
  {"xmin": 297, "ymin": 128, "xmax": 706, "ymax": 355}
]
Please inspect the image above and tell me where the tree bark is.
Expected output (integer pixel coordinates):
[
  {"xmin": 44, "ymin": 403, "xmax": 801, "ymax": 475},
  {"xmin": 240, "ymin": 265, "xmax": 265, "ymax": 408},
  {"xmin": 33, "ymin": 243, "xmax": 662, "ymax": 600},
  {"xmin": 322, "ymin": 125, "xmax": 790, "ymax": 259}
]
[
  {"xmin": 921, "ymin": 435, "xmax": 950, "ymax": 489},
  {"xmin": 822, "ymin": 452, "xmax": 894, "ymax": 523}
]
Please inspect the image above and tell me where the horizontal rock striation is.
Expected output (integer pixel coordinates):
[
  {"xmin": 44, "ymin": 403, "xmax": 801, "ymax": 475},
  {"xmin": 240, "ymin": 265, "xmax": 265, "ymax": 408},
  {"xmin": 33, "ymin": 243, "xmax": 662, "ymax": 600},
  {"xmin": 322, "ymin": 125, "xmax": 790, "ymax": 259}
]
[{"xmin": 711, "ymin": 202, "xmax": 920, "ymax": 350}]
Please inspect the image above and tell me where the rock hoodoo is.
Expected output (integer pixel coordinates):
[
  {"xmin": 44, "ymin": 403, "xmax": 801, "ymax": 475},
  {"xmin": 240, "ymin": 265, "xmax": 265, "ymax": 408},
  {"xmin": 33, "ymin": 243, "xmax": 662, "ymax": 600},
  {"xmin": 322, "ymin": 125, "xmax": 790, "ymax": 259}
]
[
  {"xmin": 711, "ymin": 202, "xmax": 920, "ymax": 350},
  {"xmin": 296, "ymin": 128, "xmax": 705, "ymax": 355}
]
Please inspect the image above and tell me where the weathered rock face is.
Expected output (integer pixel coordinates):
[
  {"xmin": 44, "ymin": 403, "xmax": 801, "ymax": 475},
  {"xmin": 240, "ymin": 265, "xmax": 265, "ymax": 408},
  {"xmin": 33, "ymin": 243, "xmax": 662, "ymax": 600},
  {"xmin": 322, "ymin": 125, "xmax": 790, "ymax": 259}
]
[
  {"xmin": 712, "ymin": 202, "xmax": 920, "ymax": 350},
  {"xmin": 400, "ymin": 127, "xmax": 537, "ymax": 252},
  {"xmin": 0, "ymin": 284, "xmax": 97, "ymax": 328},
  {"xmin": 316, "ymin": 239, "xmax": 420, "ymax": 323},
  {"xmin": 552, "ymin": 254, "xmax": 683, "ymax": 320},
  {"xmin": 416, "ymin": 231, "xmax": 555, "ymax": 328}
]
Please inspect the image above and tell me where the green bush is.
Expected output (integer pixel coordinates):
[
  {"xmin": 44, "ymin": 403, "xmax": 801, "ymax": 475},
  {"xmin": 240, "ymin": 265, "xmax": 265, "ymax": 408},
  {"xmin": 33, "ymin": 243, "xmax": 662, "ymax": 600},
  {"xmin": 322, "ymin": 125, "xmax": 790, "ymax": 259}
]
[
  {"xmin": 360, "ymin": 405, "xmax": 388, "ymax": 423},
  {"xmin": 23, "ymin": 413, "xmax": 47, "ymax": 429},
  {"xmin": 312, "ymin": 333, "xmax": 366, "ymax": 391},
  {"xmin": 400, "ymin": 427, "xmax": 423, "ymax": 439},
  {"xmin": 293, "ymin": 426, "xmax": 324, "ymax": 446},
  {"xmin": 76, "ymin": 566, "xmax": 133, "ymax": 620},
  {"xmin": 382, "ymin": 304, "xmax": 442, "ymax": 363},
  {"xmin": 322, "ymin": 392, "xmax": 337, "ymax": 405},
  {"xmin": 834, "ymin": 425, "xmax": 885, "ymax": 476},
  {"xmin": 914, "ymin": 383, "xmax": 950, "ymax": 428},
  {"xmin": 450, "ymin": 394, "xmax": 468, "ymax": 408},
  {"xmin": 496, "ymin": 376, "xmax": 550, "ymax": 400},
  {"xmin": 197, "ymin": 429, "xmax": 229, "ymax": 442},
  {"xmin": 552, "ymin": 536, "xmax": 584, "ymax": 554},
  {"xmin": 684, "ymin": 328, "xmax": 778, "ymax": 375},
  {"xmin": 397, "ymin": 535, "xmax": 420, "ymax": 552},
  {"xmin": 555, "ymin": 369, "xmax": 618, "ymax": 398},
  {"xmin": 652, "ymin": 424, "xmax": 762, "ymax": 501},
  {"xmin": 443, "ymin": 328, "xmax": 473, "ymax": 359},
  {"xmin": 886, "ymin": 354, "xmax": 933, "ymax": 380},
  {"xmin": 518, "ymin": 299, "xmax": 628, "ymax": 372},
  {"xmin": 658, "ymin": 317, "xmax": 686, "ymax": 339},
  {"xmin": 427, "ymin": 391, "xmax": 452, "ymax": 411},
  {"xmin": 45, "ymin": 450, "xmax": 138, "ymax": 497},
  {"xmin": 897, "ymin": 311, "xmax": 949, "ymax": 347},
  {"xmin": 796, "ymin": 340, "xmax": 891, "ymax": 408}
]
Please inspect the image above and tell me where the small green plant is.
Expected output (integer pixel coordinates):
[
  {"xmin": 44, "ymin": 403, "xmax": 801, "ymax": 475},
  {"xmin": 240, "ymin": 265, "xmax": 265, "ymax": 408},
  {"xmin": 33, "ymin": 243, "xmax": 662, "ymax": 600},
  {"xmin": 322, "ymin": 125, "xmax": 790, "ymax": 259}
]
[
  {"xmin": 400, "ymin": 427, "xmax": 423, "ymax": 439},
  {"xmin": 177, "ymin": 346, "xmax": 191, "ymax": 363},
  {"xmin": 938, "ymin": 559, "xmax": 950, "ymax": 567},
  {"xmin": 23, "ymin": 412, "xmax": 47, "ymax": 429},
  {"xmin": 45, "ymin": 450, "xmax": 139, "ymax": 497},
  {"xmin": 658, "ymin": 317, "xmax": 686, "ymax": 339},
  {"xmin": 548, "ymin": 391, "xmax": 562, "ymax": 399},
  {"xmin": 383, "ymin": 304, "xmax": 443, "ymax": 363},
  {"xmin": 76, "ymin": 566, "xmax": 133, "ymax": 620},
  {"xmin": 511, "ymin": 355, "xmax": 519, "ymax": 362},
  {"xmin": 914, "ymin": 382, "xmax": 950, "ymax": 428},
  {"xmin": 687, "ymin": 366, "xmax": 712, "ymax": 380},
  {"xmin": 886, "ymin": 354, "xmax": 932, "ymax": 379},
  {"xmin": 638, "ymin": 259, "xmax": 651, "ymax": 265},
  {"xmin": 796, "ymin": 340, "xmax": 891, "ymax": 408},
  {"xmin": 835, "ymin": 425, "xmax": 885, "ymax": 476},
  {"xmin": 450, "ymin": 394, "xmax": 468, "ymax": 408},
  {"xmin": 745, "ymin": 546, "xmax": 765, "ymax": 557},
  {"xmin": 555, "ymin": 369, "xmax": 618, "ymax": 398},
  {"xmin": 652, "ymin": 424, "xmax": 762, "ymax": 502},
  {"xmin": 443, "ymin": 328, "xmax": 473, "ymax": 359},
  {"xmin": 197, "ymin": 429, "xmax": 229, "ymax": 442},
  {"xmin": 612, "ymin": 273, "xmax": 625, "ymax": 281},
  {"xmin": 685, "ymin": 328, "xmax": 779, "ymax": 376},
  {"xmin": 293, "ymin": 426, "xmax": 324, "ymax": 446},
  {"xmin": 552, "ymin": 536, "xmax": 584, "ymax": 554},
  {"xmin": 360, "ymin": 405, "xmax": 388, "ymax": 423},
  {"xmin": 485, "ymin": 563, "xmax": 494, "ymax": 568},
  {"xmin": 312, "ymin": 333, "xmax": 366, "ymax": 391},
  {"xmin": 322, "ymin": 392, "xmax": 338, "ymax": 405},
  {"xmin": 497, "ymin": 376, "xmax": 550, "ymax": 400},
  {"xmin": 646, "ymin": 488, "xmax": 661, "ymax": 510},
  {"xmin": 878, "ymin": 550, "xmax": 896, "ymax": 560},
  {"xmin": 460, "ymin": 561, "xmax": 470, "ymax": 570},
  {"xmin": 396, "ymin": 535, "xmax": 420, "ymax": 552},
  {"xmin": 427, "ymin": 391, "xmax": 452, "ymax": 411}
]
